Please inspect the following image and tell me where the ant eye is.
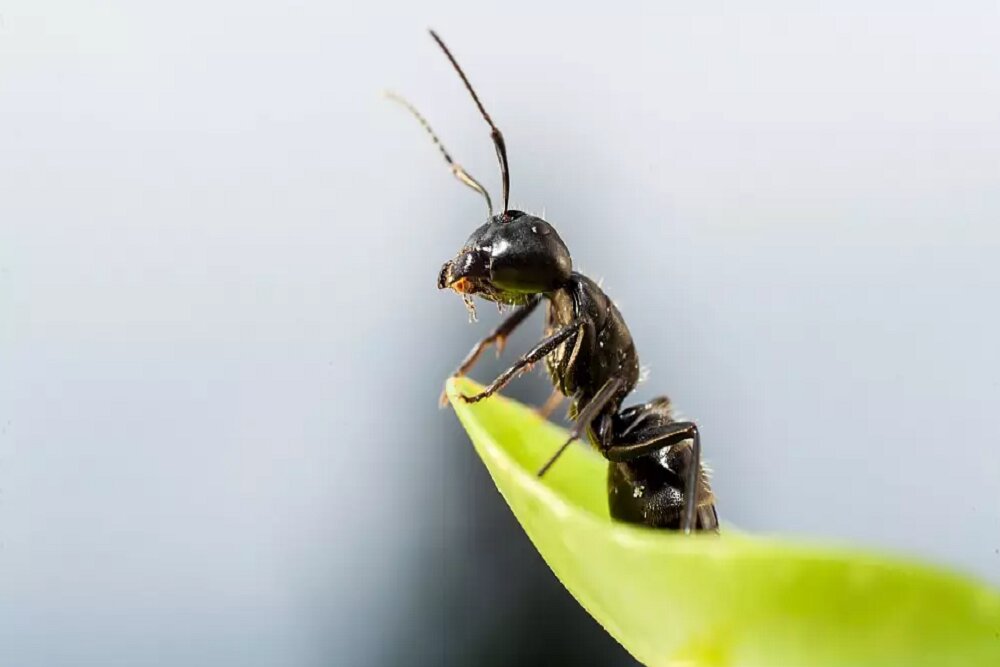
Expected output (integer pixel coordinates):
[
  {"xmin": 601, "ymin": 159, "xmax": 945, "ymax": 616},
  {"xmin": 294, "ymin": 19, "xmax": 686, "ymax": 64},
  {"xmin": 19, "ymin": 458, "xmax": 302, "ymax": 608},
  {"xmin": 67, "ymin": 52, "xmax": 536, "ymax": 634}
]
[{"xmin": 504, "ymin": 210, "xmax": 525, "ymax": 221}]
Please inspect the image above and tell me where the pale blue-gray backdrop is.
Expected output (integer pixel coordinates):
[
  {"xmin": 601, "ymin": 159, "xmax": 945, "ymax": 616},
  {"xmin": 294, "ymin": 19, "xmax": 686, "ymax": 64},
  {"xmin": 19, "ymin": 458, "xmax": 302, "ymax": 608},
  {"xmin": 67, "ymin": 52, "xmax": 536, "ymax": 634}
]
[{"xmin": 2, "ymin": 2, "xmax": 998, "ymax": 665}]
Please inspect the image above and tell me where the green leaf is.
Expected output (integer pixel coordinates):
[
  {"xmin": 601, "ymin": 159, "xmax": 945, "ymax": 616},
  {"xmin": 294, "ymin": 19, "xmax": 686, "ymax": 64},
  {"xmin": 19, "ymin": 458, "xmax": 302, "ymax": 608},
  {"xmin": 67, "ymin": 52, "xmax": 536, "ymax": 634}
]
[{"xmin": 446, "ymin": 377, "xmax": 1000, "ymax": 667}]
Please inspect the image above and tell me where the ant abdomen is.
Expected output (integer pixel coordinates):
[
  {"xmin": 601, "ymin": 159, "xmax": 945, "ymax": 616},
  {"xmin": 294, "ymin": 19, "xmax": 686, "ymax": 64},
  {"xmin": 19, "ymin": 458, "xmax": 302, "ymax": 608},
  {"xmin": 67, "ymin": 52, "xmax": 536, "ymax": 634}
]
[{"xmin": 607, "ymin": 405, "xmax": 718, "ymax": 531}]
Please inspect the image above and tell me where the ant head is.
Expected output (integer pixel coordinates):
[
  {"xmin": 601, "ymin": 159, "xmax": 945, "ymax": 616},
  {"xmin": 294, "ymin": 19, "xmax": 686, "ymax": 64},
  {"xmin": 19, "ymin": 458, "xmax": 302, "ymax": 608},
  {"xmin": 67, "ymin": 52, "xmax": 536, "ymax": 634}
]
[
  {"xmin": 437, "ymin": 211, "xmax": 572, "ymax": 304},
  {"xmin": 390, "ymin": 32, "xmax": 573, "ymax": 308}
]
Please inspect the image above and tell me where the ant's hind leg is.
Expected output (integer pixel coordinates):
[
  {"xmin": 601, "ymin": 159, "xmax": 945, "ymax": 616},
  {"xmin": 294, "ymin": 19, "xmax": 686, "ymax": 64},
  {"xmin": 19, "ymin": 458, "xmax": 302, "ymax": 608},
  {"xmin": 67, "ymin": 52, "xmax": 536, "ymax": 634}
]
[
  {"xmin": 604, "ymin": 421, "xmax": 701, "ymax": 534},
  {"xmin": 617, "ymin": 396, "xmax": 672, "ymax": 435},
  {"xmin": 440, "ymin": 295, "xmax": 541, "ymax": 406},
  {"xmin": 459, "ymin": 321, "xmax": 581, "ymax": 404}
]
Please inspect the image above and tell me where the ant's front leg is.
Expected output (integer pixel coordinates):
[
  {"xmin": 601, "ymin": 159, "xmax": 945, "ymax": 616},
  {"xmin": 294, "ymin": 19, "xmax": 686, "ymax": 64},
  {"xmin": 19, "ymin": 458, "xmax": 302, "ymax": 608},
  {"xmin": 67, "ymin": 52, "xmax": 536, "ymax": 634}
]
[
  {"xmin": 440, "ymin": 295, "xmax": 542, "ymax": 406},
  {"xmin": 460, "ymin": 321, "xmax": 582, "ymax": 404}
]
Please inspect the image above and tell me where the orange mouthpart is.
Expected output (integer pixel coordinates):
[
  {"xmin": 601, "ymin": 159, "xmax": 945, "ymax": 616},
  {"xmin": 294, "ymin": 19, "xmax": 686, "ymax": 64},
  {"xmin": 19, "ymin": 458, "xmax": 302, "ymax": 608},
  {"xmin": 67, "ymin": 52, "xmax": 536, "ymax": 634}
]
[{"xmin": 451, "ymin": 277, "xmax": 475, "ymax": 294}]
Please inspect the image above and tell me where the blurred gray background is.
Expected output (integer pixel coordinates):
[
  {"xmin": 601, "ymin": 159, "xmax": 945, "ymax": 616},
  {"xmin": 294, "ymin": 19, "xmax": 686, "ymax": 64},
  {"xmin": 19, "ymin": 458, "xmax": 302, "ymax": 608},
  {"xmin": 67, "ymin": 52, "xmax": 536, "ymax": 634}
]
[{"xmin": 2, "ymin": 2, "xmax": 999, "ymax": 665}]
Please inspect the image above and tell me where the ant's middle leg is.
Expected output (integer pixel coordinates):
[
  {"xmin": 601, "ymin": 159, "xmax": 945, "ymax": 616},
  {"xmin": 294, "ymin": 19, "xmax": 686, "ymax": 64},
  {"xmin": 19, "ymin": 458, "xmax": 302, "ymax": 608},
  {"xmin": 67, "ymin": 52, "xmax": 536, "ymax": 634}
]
[
  {"xmin": 604, "ymin": 420, "xmax": 702, "ymax": 534},
  {"xmin": 536, "ymin": 388, "xmax": 566, "ymax": 420},
  {"xmin": 440, "ymin": 295, "xmax": 542, "ymax": 405},
  {"xmin": 537, "ymin": 377, "xmax": 623, "ymax": 476}
]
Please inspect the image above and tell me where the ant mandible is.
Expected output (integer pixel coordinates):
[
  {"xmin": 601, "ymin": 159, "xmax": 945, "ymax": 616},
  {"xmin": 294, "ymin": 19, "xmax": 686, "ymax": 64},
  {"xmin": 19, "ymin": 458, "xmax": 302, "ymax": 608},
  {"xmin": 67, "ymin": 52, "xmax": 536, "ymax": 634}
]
[{"xmin": 389, "ymin": 31, "xmax": 718, "ymax": 533}]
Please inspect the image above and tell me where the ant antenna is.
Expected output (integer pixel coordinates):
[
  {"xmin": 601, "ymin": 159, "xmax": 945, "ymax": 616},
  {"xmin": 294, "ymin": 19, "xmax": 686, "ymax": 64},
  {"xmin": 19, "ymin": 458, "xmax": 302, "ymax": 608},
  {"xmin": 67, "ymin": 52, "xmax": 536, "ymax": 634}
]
[
  {"xmin": 429, "ymin": 29, "xmax": 511, "ymax": 217},
  {"xmin": 385, "ymin": 91, "xmax": 493, "ymax": 216}
]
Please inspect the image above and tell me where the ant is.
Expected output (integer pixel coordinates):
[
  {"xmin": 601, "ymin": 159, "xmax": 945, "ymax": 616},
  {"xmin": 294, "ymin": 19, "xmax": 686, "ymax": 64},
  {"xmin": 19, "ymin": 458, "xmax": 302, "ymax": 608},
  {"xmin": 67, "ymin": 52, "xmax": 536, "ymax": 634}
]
[{"xmin": 389, "ymin": 31, "xmax": 718, "ymax": 533}]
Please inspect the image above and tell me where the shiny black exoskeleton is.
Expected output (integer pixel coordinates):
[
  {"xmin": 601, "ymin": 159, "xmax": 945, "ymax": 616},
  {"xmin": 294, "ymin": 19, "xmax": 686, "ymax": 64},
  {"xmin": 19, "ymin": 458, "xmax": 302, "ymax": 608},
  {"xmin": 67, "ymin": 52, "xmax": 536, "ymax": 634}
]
[{"xmin": 392, "ymin": 31, "xmax": 717, "ymax": 532}]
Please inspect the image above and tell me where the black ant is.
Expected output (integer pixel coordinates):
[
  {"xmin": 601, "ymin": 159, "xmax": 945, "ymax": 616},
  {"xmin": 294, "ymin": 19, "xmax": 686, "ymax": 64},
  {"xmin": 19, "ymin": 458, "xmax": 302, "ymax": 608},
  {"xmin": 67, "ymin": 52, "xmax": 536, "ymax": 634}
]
[{"xmin": 389, "ymin": 31, "xmax": 718, "ymax": 533}]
